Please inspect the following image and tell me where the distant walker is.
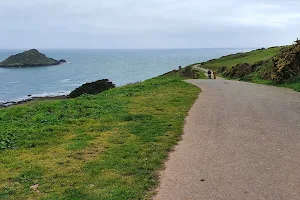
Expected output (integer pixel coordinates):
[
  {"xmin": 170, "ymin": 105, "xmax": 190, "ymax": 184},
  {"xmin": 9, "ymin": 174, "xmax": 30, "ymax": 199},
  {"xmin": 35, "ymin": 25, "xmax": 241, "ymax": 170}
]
[{"xmin": 207, "ymin": 70, "xmax": 212, "ymax": 79}]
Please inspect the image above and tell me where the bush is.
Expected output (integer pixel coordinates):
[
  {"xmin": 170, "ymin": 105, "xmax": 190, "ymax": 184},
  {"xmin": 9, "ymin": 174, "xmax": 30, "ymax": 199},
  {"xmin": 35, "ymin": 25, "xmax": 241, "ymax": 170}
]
[
  {"xmin": 180, "ymin": 65, "xmax": 200, "ymax": 78},
  {"xmin": 69, "ymin": 79, "xmax": 115, "ymax": 98},
  {"xmin": 161, "ymin": 65, "xmax": 200, "ymax": 79},
  {"xmin": 271, "ymin": 42, "xmax": 300, "ymax": 83},
  {"xmin": 217, "ymin": 66, "xmax": 227, "ymax": 73},
  {"xmin": 223, "ymin": 63, "xmax": 255, "ymax": 79},
  {"xmin": 256, "ymin": 60, "xmax": 274, "ymax": 79}
]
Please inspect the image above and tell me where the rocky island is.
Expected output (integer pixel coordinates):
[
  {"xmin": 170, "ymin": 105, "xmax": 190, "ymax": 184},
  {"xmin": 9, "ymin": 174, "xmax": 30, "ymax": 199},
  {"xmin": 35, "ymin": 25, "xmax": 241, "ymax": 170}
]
[{"xmin": 0, "ymin": 49, "xmax": 66, "ymax": 67}]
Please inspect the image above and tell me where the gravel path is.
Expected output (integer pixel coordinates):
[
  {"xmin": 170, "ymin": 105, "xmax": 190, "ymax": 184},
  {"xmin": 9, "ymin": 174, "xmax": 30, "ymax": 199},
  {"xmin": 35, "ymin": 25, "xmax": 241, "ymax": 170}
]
[{"xmin": 154, "ymin": 78, "xmax": 300, "ymax": 200}]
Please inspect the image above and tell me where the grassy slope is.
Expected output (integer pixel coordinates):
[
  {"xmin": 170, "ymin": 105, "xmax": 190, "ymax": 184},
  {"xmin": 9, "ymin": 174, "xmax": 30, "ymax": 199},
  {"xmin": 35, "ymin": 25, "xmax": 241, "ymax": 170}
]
[
  {"xmin": 201, "ymin": 46, "xmax": 300, "ymax": 92},
  {"xmin": 202, "ymin": 47, "xmax": 282, "ymax": 70},
  {"xmin": 0, "ymin": 76, "xmax": 199, "ymax": 199},
  {"xmin": 251, "ymin": 77, "xmax": 300, "ymax": 92}
]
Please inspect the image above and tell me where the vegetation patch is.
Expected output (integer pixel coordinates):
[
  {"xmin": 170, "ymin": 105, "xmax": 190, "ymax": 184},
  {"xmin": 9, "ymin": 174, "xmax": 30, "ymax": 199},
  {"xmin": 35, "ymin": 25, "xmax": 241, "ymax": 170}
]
[
  {"xmin": 201, "ymin": 46, "xmax": 282, "ymax": 71},
  {"xmin": 160, "ymin": 63, "xmax": 205, "ymax": 79},
  {"xmin": 201, "ymin": 40, "xmax": 300, "ymax": 92},
  {"xmin": 0, "ymin": 132, "xmax": 18, "ymax": 150},
  {"xmin": 271, "ymin": 40, "xmax": 300, "ymax": 83},
  {"xmin": 0, "ymin": 75, "xmax": 199, "ymax": 199},
  {"xmin": 69, "ymin": 79, "xmax": 116, "ymax": 98}
]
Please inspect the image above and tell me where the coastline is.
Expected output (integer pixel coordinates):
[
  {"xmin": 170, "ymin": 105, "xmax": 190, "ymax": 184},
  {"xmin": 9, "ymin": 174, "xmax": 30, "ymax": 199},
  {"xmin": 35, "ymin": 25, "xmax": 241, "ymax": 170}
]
[
  {"xmin": 0, "ymin": 48, "xmax": 250, "ymax": 108},
  {"xmin": 0, "ymin": 95, "xmax": 67, "ymax": 108}
]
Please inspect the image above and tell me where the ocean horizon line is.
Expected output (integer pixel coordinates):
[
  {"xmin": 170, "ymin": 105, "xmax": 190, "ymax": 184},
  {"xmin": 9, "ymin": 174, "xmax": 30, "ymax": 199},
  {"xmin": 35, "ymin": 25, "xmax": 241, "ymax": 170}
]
[{"xmin": 0, "ymin": 47, "xmax": 258, "ymax": 51}]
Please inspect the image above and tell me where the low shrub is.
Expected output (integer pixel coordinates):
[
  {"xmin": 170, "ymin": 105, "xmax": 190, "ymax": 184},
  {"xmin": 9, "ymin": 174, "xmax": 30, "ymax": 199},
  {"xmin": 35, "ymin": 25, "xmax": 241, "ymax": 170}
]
[
  {"xmin": 271, "ymin": 40, "xmax": 300, "ymax": 83},
  {"xmin": 69, "ymin": 79, "xmax": 115, "ymax": 98}
]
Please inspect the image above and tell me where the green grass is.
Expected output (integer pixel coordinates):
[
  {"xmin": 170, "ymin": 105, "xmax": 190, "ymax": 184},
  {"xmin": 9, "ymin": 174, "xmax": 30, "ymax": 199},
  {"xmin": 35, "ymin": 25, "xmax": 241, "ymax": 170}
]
[
  {"xmin": 200, "ymin": 45, "xmax": 300, "ymax": 92},
  {"xmin": 197, "ymin": 71, "xmax": 207, "ymax": 79},
  {"xmin": 202, "ymin": 47, "xmax": 283, "ymax": 70},
  {"xmin": 222, "ymin": 71, "xmax": 300, "ymax": 92},
  {"xmin": 251, "ymin": 76, "xmax": 300, "ymax": 92},
  {"xmin": 0, "ymin": 76, "xmax": 200, "ymax": 199},
  {"xmin": 279, "ymin": 82, "xmax": 300, "ymax": 92},
  {"xmin": 191, "ymin": 65, "xmax": 207, "ymax": 79}
]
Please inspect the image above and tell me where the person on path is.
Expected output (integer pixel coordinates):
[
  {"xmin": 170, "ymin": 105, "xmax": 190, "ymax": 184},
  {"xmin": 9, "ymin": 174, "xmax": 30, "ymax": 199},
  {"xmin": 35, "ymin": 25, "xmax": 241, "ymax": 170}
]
[
  {"xmin": 213, "ymin": 71, "xmax": 217, "ymax": 79},
  {"xmin": 207, "ymin": 70, "xmax": 212, "ymax": 79}
]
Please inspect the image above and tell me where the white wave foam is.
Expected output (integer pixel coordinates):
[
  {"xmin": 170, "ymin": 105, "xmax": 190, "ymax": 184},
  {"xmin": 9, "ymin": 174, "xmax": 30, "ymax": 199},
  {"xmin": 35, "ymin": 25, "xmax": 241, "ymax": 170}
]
[
  {"xmin": 8, "ymin": 81, "xmax": 21, "ymax": 84},
  {"xmin": 31, "ymin": 91, "xmax": 70, "ymax": 98},
  {"xmin": 60, "ymin": 79, "xmax": 71, "ymax": 83},
  {"xmin": 69, "ymin": 83, "xmax": 82, "ymax": 87},
  {"xmin": 1, "ymin": 91, "xmax": 71, "ymax": 107}
]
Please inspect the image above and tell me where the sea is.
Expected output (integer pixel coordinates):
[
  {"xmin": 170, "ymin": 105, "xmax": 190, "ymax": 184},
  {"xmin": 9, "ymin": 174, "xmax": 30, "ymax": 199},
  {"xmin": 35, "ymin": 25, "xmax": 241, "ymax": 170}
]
[{"xmin": 0, "ymin": 48, "xmax": 253, "ymax": 103}]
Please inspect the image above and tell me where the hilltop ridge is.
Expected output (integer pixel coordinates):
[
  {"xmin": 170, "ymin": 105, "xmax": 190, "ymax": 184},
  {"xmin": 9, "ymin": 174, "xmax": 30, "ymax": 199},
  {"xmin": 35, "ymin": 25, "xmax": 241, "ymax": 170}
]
[{"xmin": 201, "ymin": 40, "xmax": 300, "ymax": 91}]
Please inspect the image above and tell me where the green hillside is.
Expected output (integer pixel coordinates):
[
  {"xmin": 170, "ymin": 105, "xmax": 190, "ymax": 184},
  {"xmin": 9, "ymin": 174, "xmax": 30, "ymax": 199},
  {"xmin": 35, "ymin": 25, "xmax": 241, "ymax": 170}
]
[
  {"xmin": 0, "ymin": 76, "xmax": 199, "ymax": 199},
  {"xmin": 201, "ymin": 42, "xmax": 300, "ymax": 92},
  {"xmin": 202, "ymin": 47, "xmax": 283, "ymax": 70}
]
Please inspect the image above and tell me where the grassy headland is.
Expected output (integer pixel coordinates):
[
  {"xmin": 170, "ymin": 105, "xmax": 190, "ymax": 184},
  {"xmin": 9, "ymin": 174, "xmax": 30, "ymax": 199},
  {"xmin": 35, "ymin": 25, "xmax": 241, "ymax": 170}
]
[
  {"xmin": 201, "ymin": 43, "xmax": 300, "ymax": 92},
  {"xmin": 201, "ymin": 46, "xmax": 282, "ymax": 71},
  {"xmin": 0, "ymin": 76, "xmax": 199, "ymax": 199}
]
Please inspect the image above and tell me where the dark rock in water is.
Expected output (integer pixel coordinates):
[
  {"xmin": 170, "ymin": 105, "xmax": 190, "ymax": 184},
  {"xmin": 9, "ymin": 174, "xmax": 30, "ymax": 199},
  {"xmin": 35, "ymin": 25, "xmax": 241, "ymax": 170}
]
[
  {"xmin": 28, "ymin": 94, "xmax": 32, "ymax": 97},
  {"xmin": 0, "ymin": 49, "xmax": 67, "ymax": 68},
  {"xmin": 57, "ymin": 59, "xmax": 67, "ymax": 64},
  {"xmin": 69, "ymin": 79, "xmax": 115, "ymax": 98}
]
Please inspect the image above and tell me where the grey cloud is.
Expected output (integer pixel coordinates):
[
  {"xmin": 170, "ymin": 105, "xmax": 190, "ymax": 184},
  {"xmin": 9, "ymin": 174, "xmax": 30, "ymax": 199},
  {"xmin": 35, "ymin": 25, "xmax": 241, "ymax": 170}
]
[{"xmin": 0, "ymin": 0, "xmax": 299, "ymax": 48}]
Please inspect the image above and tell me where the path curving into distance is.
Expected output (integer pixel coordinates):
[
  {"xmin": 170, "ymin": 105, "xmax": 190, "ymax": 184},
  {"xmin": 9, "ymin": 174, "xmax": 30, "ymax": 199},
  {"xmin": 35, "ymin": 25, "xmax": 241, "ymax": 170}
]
[{"xmin": 154, "ymin": 77, "xmax": 300, "ymax": 200}]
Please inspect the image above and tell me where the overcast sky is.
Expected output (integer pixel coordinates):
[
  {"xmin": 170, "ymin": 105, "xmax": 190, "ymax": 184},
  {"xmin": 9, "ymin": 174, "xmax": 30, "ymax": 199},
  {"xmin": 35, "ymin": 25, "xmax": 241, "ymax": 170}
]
[{"xmin": 1, "ymin": 0, "xmax": 299, "ymax": 49}]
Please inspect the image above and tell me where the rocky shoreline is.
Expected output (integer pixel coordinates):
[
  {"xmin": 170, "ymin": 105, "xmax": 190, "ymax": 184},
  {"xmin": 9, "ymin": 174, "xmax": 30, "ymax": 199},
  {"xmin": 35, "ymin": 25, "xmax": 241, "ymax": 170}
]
[
  {"xmin": 0, "ymin": 95, "xmax": 67, "ymax": 108},
  {"xmin": 0, "ymin": 59, "xmax": 67, "ymax": 68},
  {"xmin": 1, "ymin": 79, "xmax": 116, "ymax": 108}
]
